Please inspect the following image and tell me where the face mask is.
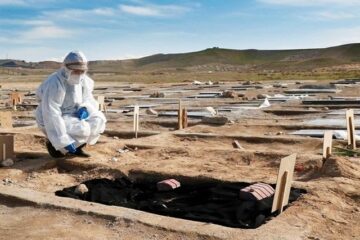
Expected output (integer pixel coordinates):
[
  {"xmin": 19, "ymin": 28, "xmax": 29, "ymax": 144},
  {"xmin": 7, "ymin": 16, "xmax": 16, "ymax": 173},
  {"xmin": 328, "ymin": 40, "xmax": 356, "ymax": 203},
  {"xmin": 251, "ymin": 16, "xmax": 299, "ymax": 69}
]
[{"xmin": 67, "ymin": 72, "xmax": 84, "ymax": 85}]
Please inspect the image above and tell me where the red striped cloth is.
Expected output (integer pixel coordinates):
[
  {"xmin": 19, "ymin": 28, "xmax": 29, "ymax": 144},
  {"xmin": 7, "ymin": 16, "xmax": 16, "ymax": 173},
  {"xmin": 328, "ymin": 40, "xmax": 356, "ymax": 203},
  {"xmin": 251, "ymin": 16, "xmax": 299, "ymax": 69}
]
[
  {"xmin": 157, "ymin": 179, "xmax": 181, "ymax": 191},
  {"xmin": 239, "ymin": 183, "xmax": 275, "ymax": 201}
]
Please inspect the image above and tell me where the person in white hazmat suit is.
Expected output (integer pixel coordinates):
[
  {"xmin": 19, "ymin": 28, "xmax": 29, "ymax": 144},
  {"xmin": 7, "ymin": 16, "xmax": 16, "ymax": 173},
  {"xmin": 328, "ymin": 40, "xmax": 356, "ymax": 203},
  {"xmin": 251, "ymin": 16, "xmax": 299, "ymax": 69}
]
[{"xmin": 35, "ymin": 51, "xmax": 106, "ymax": 158}]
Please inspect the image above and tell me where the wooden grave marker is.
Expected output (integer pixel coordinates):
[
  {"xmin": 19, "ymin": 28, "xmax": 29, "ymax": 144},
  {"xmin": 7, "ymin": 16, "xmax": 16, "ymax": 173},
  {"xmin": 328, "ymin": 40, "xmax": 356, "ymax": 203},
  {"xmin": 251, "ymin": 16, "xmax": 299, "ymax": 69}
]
[
  {"xmin": 0, "ymin": 135, "xmax": 14, "ymax": 162},
  {"xmin": 10, "ymin": 92, "xmax": 23, "ymax": 109},
  {"xmin": 271, "ymin": 153, "xmax": 297, "ymax": 214},
  {"xmin": 322, "ymin": 130, "xmax": 333, "ymax": 160},
  {"xmin": 346, "ymin": 109, "xmax": 356, "ymax": 149},
  {"xmin": 182, "ymin": 107, "xmax": 188, "ymax": 128},
  {"xmin": 0, "ymin": 111, "xmax": 12, "ymax": 129},
  {"xmin": 133, "ymin": 105, "xmax": 140, "ymax": 138},
  {"xmin": 97, "ymin": 96, "xmax": 106, "ymax": 112},
  {"xmin": 178, "ymin": 100, "xmax": 183, "ymax": 130},
  {"xmin": 177, "ymin": 100, "xmax": 188, "ymax": 130}
]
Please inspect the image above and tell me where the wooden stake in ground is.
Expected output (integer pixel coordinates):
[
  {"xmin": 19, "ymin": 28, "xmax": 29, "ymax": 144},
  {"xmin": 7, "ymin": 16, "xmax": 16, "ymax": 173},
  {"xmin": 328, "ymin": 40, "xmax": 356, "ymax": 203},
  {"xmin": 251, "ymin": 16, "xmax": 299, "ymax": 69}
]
[
  {"xmin": 0, "ymin": 112, "xmax": 13, "ymax": 129},
  {"xmin": 10, "ymin": 92, "xmax": 23, "ymax": 110},
  {"xmin": 178, "ymin": 100, "xmax": 183, "ymax": 130},
  {"xmin": 133, "ymin": 105, "xmax": 140, "ymax": 138},
  {"xmin": 322, "ymin": 130, "xmax": 333, "ymax": 160},
  {"xmin": 346, "ymin": 109, "xmax": 356, "ymax": 149},
  {"xmin": 0, "ymin": 135, "xmax": 14, "ymax": 162},
  {"xmin": 177, "ymin": 100, "xmax": 188, "ymax": 130},
  {"xmin": 182, "ymin": 107, "xmax": 188, "ymax": 128},
  {"xmin": 97, "ymin": 96, "xmax": 106, "ymax": 112},
  {"xmin": 271, "ymin": 153, "xmax": 297, "ymax": 214}
]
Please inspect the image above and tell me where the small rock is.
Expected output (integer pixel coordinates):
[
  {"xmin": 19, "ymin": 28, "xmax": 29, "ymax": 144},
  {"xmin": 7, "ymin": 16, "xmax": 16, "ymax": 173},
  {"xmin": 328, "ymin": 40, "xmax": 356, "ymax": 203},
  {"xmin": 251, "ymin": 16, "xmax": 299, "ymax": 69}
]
[
  {"xmin": 237, "ymin": 93, "xmax": 245, "ymax": 97},
  {"xmin": 149, "ymin": 92, "xmax": 165, "ymax": 98},
  {"xmin": 243, "ymin": 81, "xmax": 252, "ymax": 85},
  {"xmin": 206, "ymin": 81, "xmax": 213, "ymax": 85},
  {"xmin": 146, "ymin": 108, "xmax": 158, "ymax": 115},
  {"xmin": 276, "ymin": 131, "xmax": 284, "ymax": 135},
  {"xmin": 2, "ymin": 178, "xmax": 13, "ymax": 185},
  {"xmin": 323, "ymin": 107, "xmax": 329, "ymax": 110},
  {"xmin": 192, "ymin": 80, "xmax": 203, "ymax": 85},
  {"xmin": 201, "ymin": 116, "xmax": 229, "ymax": 125},
  {"xmin": 205, "ymin": 107, "xmax": 217, "ymax": 116},
  {"xmin": 1, "ymin": 158, "xmax": 14, "ymax": 167},
  {"xmin": 83, "ymin": 219, "xmax": 92, "ymax": 224},
  {"xmin": 117, "ymin": 148, "xmax": 129, "ymax": 154},
  {"xmin": 113, "ymin": 136, "xmax": 119, "ymax": 140},
  {"xmin": 228, "ymin": 120, "xmax": 235, "ymax": 125},
  {"xmin": 257, "ymin": 94, "xmax": 268, "ymax": 99},
  {"xmin": 295, "ymin": 163, "xmax": 305, "ymax": 172},
  {"xmin": 30, "ymin": 172, "xmax": 38, "ymax": 178},
  {"xmin": 221, "ymin": 90, "xmax": 237, "ymax": 98},
  {"xmin": 74, "ymin": 184, "xmax": 88, "ymax": 195},
  {"xmin": 232, "ymin": 140, "xmax": 244, "ymax": 149},
  {"xmin": 111, "ymin": 157, "xmax": 118, "ymax": 162}
]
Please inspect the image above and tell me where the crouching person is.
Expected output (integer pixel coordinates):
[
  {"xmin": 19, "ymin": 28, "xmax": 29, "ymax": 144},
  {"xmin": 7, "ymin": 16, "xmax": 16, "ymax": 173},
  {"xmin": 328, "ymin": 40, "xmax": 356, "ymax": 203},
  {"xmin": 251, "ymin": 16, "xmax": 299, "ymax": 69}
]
[{"xmin": 35, "ymin": 51, "xmax": 106, "ymax": 158}]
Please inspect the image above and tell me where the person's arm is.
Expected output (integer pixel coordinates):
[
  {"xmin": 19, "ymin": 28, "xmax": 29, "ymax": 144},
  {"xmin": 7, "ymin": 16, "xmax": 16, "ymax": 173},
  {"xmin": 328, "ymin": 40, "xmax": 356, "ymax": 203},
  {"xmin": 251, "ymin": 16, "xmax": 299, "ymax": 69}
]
[
  {"xmin": 42, "ymin": 78, "xmax": 75, "ymax": 150},
  {"xmin": 80, "ymin": 76, "xmax": 99, "ymax": 115}
]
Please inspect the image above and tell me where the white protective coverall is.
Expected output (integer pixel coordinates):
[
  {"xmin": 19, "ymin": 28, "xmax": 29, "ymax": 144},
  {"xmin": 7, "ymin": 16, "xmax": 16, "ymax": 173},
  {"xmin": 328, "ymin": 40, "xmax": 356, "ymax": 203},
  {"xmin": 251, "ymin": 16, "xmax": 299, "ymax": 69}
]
[{"xmin": 35, "ymin": 67, "xmax": 106, "ymax": 151}]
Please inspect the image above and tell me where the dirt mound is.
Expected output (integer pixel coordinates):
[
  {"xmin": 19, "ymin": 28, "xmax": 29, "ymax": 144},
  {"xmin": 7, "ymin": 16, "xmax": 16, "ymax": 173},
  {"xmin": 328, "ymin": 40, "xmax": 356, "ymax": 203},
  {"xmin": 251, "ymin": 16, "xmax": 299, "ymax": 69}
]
[{"xmin": 321, "ymin": 157, "xmax": 360, "ymax": 179}]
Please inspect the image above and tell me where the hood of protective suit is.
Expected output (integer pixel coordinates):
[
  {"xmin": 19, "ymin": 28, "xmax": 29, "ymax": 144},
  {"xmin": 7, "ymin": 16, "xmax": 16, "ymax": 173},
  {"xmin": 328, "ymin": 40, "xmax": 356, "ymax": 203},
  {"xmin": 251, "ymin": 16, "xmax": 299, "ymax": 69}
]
[{"xmin": 63, "ymin": 51, "xmax": 88, "ymax": 71}]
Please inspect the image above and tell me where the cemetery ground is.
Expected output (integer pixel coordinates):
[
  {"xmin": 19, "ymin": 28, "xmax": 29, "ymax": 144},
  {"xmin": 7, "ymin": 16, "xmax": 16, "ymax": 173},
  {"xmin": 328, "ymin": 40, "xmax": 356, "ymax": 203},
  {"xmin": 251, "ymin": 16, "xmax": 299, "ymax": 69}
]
[{"xmin": 0, "ymin": 76, "xmax": 359, "ymax": 240}]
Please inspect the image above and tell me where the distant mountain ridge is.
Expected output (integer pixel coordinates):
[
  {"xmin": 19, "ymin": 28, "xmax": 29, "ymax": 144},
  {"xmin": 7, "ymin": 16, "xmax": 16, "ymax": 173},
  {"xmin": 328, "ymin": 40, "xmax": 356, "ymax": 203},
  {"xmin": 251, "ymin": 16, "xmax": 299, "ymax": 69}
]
[{"xmin": 2, "ymin": 43, "xmax": 360, "ymax": 72}]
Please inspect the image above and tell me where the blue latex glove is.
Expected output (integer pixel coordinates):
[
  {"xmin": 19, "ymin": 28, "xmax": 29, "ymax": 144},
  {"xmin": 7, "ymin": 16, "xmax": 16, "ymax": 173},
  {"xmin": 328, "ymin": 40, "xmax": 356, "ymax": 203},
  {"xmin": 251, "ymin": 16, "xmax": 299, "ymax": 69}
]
[
  {"xmin": 76, "ymin": 107, "xmax": 89, "ymax": 120},
  {"xmin": 65, "ymin": 143, "xmax": 77, "ymax": 153}
]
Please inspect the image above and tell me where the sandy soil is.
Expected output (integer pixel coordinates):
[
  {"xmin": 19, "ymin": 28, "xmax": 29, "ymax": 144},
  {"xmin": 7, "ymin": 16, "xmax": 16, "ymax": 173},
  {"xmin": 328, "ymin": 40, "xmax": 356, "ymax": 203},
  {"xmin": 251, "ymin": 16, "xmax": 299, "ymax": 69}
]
[{"xmin": 0, "ymin": 204, "xmax": 206, "ymax": 240}]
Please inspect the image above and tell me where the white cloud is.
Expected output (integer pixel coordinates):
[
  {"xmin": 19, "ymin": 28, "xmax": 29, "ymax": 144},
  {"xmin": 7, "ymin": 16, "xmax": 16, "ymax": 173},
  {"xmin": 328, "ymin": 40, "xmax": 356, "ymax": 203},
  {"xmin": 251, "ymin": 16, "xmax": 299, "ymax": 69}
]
[
  {"xmin": 47, "ymin": 56, "xmax": 64, "ymax": 62},
  {"xmin": 298, "ymin": 10, "xmax": 358, "ymax": 21},
  {"xmin": 266, "ymin": 26, "xmax": 360, "ymax": 49},
  {"xmin": 321, "ymin": 27, "xmax": 360, "ymax": 46},
  {"xmin": 0, "ymin": 0, "xmax": 55, "ymax": 6},
  {"xmin": 258, "ymin": 0, "xmax": 360, "ymax": 6},
  {"xmin": 314, "ymin": 11, "xmax": 356, "ymax": 20},
  {"xmin": 20, "ymin": 25, "xmax": 73, "ymax": 40},
  {"xmin": 92, "ymin": 8, "xmax": 115, "ymax": 16},
  {"xmin": 119, "ymin": 4, "xmax": 190, "ymax": 17},
  {"xmin": 0, "ymin": 19, "xmax": 53, "ymax": 25},
  {"xmin": 0, "ymin": 36, "xmax": 9, "ymax": 43},
  {"xmin": 1, "ymin": 46, "xmax": 65, "ymax": 61},
  {"xmin": 0, "ymin": 0, "xmax": 26, "ymax": 5},
  {"xmin": 23, "ymin": 19, "xmax": 53, "ymax": 26},
  {"xmin": 41, "ymin": 7, "xmax": 116, "ymax": 21}
]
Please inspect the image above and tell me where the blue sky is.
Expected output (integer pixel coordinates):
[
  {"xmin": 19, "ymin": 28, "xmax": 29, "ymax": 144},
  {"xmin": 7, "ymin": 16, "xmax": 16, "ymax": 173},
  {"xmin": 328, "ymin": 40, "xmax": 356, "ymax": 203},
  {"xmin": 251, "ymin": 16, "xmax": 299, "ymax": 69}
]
[{"xmin": 1, "ymin": 0, "xmax": 360, "ymax": 61}]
